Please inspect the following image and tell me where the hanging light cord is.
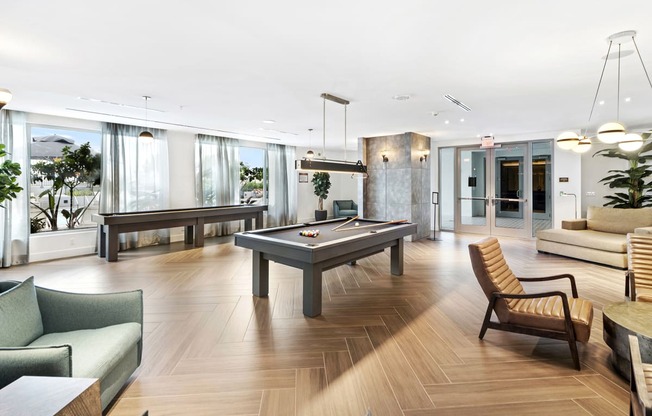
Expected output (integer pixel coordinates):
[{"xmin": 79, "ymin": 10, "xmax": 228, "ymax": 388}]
[
  {"xmin": 322, "ymin": 96, "xmax": 326, "ymax": 158},
  {"xmin": 633, "ymin": 36, "xmax": 652, "ymax": 90},
  {"xmin": 617, "ymin": 43, "xmax": 621, "ymax": 121},
  {"xmin": 586, "ymin": 40, "xmax": 613, "ymax": 132},
  {"xmin": 344, "ymin": 103, "xmax": 347, "ymax": 161}
]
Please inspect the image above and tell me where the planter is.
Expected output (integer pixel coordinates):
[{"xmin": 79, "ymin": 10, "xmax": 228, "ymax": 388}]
[{"xmin": 315, "ymin": 210, "xmax": 327, "ymax": 221}]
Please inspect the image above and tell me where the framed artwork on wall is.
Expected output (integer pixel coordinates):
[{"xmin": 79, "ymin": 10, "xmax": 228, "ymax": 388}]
[{"xmin": 299, "ymin": 172, "xmax": 309, "ymax": 183}]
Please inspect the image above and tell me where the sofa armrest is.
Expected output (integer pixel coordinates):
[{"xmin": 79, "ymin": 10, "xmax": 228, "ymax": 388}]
[
  {"xmin": 0, "ymin": 345, "xmax": 72, "ymax": 389},
  {"xmin": 562, "ymin": 219, "xmax": 587, "ymax": 230},
  {"xmin": 35, "ymin": 287, "xmax": 143, "ymax": 334}
]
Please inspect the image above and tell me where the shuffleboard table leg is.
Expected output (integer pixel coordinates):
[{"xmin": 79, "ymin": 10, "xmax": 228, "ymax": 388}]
[
  {"xmin": 97, "ymin": 225, "xmax": 106, "ymax": 258},
  {"xmin": 302, "ymin": 265, "xmax": 322, "ymax": 317},
  {"xmin": 106, "ymin": 227, "xmax": 119, "ymax": 262},
  {"xmin": 252, "ymin": 251, "xmax": 269, "ymax": 297},
  {"xmin": 390, "ymin": 238, "xmax": 404, "ymax": 276}
]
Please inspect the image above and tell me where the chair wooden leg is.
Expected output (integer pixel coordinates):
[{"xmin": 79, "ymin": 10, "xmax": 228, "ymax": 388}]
[
  {"xmin": 479, "ymin": 298, "xmax": 496, "ymax": 339},
  {"xmin": 568, "ymin": 338, "xmax": 580, "ymax": 371}
]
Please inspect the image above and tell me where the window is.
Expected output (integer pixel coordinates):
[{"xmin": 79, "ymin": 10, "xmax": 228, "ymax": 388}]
[
  {"xmin": 29, "ymin": 126, "xmax": 101, "ymax": 233},
  {"xmin": 240, "ymin": 147, "xmax": 266, "ymax": 205}
]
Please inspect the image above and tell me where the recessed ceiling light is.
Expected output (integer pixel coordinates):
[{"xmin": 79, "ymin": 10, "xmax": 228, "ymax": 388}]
[
  {"xmin": 392, "ymin": 95, "xmax": 411, "ymax": 101},
  {"xmin": 599, "ymin": 100, "xmax": 605, "ymax": 105},
  {"xmin": 625, "ymin": 97, "xmax": 631, "ymax": 102},
  {"xmin": 460, "ymin": 118, "xmax": 465, "ymax": 122},
  {"xmin": 444, "ymin": 120, "xmax": 450, "ymax": 124},
  {"xmin": 262, "ymin": 120, "xmax": 276, "ymax": 124}
]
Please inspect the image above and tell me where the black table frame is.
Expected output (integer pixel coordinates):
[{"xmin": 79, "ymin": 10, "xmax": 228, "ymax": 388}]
[
  {"xmin": 234, "ymin": 218, "xmax": 417, "ymax": 317},
  {"xmin": 93, "ymin": 205, "xmax": 267, "ymax": 262}
]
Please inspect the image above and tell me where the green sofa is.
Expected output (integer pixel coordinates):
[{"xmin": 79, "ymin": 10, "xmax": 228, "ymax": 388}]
[{"xmin": 0, "ymin": 277, "xmax": 143, "ymax": 410}]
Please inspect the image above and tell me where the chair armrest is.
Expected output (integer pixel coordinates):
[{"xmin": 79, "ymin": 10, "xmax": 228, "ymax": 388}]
[
  {"xmin": 629, "ymin": 335, "xmax": 652, "ymax": 410},
  {"xmin": 562, "ymin": 219, "xmax": 587, "ymax": 230},
  {"xmin": 352, "ymin": 201, "xmax": 358, "ymax": 210},
  {"xmin": 333, "ymin": 202, "xmax": 340, "ymax": 217},
  {"xmin": 517, "ymin": 274, "xmax": 578, "ymax": 298},
  {"xmin": 492, "ymin": 291, "xmax": 568, "ymax": 301},
  {"xmin": 35, "ymin": 287, "xmax": 143, "ymax": 334},
  {"xmin": 0, "ymin": 345, "xmax": 72, "ymax": 389}
]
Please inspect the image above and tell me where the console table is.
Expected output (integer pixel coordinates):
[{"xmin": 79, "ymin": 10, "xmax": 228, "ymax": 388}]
[
  {"xmin": 93, "ymin": 204, "xmax": 267, "ymax": 261},
  {"xmin": 602, "ymin": 301, "xmax": 652, "ymax": 380},
  {"xmin": 0, "ymin": 376, "xmax": 101, "ymax": 416}
]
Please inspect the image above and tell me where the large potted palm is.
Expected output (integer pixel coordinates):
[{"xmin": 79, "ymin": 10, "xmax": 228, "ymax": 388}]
[
  {"xmin": 0, "ymin": 143, "xmax": 23, "ymax": 207},
  {"xmin": 311, "ymin": 172, "xmax": 331, "ymax": 221},
  {"xmin": 593, "ymin": 133, "xmax": 652, "ymax": 208}
]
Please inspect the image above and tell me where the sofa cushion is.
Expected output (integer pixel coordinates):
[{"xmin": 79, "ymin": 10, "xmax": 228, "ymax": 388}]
[
  {"xmin": 537, "ymin": 228, "xmax": 627, "ymax": 253},
  {"xmin": 338, "ymin": 210, "xmax": 358, "ymax": 216},
  {"xmin": 28, "ymin": 322, "xmax": 141, "ymax": 379},
  {"xmin": 587, "ymin": 206, "xmax": 652, "ymax": 234},
  {"xmin": 0, "ymin": 277, "xmax": 44, "ymax": 347}
]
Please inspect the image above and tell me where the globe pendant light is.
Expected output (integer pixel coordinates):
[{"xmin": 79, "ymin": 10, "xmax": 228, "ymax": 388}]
[
  {"xmin": 0, "ymin": 88, "xmax": 12, "ymax": 110},
  {"xmin": 556, "ymin": 131, "xmax": 580, "ymax": 150},
  {"xmin": 618, "ymin": 132, "xmax": 643, "ymax": 152},
  {"xmin": 572, "ymin": 136, "xmax": 592, "ymax": 153},
  {"xmin": 139, "ymin": 96, "xmax": 154, "ymax": 140}
]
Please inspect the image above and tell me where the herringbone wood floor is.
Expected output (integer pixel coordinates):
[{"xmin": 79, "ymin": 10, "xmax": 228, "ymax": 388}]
[{"xmin": 2, "ymin": 232, "xmax": 631, "ymax": 415}]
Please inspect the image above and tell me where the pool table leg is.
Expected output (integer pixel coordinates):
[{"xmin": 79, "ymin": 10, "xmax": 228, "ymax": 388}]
[
  {"xmin": 252, "ymin": 250, "xmax": 269, "ymax": 297},
  {"xmin": 390, "ymin": 238, "xmax": 404, "ymax": 275},
  {"xmin": 303, "ymin": 265, "xmax": 322, "ymax": 317}
]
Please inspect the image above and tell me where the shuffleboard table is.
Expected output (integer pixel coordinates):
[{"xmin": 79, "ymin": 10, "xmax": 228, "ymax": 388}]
[
  {"xmin": 93, "ymin": 204, "xmax": 267, "ymax": 262},
  {"xmin": 234, "ymin": 218, "xmax": 417, "ymax": 317}
]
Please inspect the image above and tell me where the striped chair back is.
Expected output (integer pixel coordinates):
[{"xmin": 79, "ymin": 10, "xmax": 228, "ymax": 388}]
[{"xmin": 627, "ymin": 233, "xmax": 652, "ymax": 302}]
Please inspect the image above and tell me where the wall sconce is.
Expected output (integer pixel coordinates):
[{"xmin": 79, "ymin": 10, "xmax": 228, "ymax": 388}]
[
  {"xmin": 420, "ymin": 151, "xmax": 429, "ymax": 162},
  {"xmin": 381, "ymin": 153, "xmax": 389, "ymax": 162}
]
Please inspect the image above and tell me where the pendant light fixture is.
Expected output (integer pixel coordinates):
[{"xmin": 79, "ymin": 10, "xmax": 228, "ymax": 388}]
[
  {"xmin": 296, "ymin": 93, "xmax": 367, "ymax": 176},
  {"xmin": 306, "ymin": 128, "xmax": 315, "ymax": 159},
  {"xmin": 556, "ymin": 30, "xmax": 652, "ymax": 152},
  {"xmin": 0, "ymin": 88, "xmax": 12, "ymax": 110},
  {"xmin": 139, "ymin": 96, "xmax": 154, "ymax": 140}
]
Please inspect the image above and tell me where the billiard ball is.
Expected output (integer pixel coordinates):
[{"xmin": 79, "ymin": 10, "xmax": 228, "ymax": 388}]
[{"xmin": 354, "ymin": 222, "xmax": 360, "ymax": 227}]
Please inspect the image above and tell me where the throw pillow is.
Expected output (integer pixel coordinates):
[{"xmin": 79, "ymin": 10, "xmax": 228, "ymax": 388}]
[{"xmin": 0, "ymin": 277, "xmax": 44, "ymax": 347}]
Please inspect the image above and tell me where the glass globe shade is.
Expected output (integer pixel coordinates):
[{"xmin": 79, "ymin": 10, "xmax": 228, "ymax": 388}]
[
  {"xmin": 556, "ymin": 131, "xmax": 580, "ymax": 150},
  {"xmin": 306, "ymin": 150, "xmax": 315, "ymax": 159},
  {"xmin": 572, "ymin": 136, "xmax": 592, "ymax": 153},
  {"xmin": 597, "ymin": 122, "xmax": 626, "ymax": 144},
  {"xmin": 618, "ymin": 133, "xmax": 643, "ymax": 152}
]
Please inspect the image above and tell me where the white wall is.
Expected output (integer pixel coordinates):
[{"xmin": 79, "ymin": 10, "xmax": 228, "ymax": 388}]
[
  {"xmin": 295, "ymin": 147, "xmax": 359, "ymax": 223},
  {"xmin": 580, "ymin": 143, "xmax": 628, "ymax": 217}
]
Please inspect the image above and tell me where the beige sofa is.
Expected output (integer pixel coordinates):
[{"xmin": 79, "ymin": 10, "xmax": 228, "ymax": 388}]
[{"xmin": 536, "ymin": 206, "xmax": 652, "ymax": 268}]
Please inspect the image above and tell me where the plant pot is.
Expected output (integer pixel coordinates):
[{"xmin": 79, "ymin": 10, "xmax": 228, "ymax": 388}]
[{"xmin": 315, "ymin": 210, "xmax": 327, "ymax": 221}]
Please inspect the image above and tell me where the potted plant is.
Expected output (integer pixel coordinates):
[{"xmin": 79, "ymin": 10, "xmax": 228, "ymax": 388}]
[
  {"xmin": 311, "ymin": 171, "xmax": 331, "ymax": 221},
  {"xmin": 0, "ymin": 143, "xmax": 23, "ymax": 208},
  {"xmin": 593, "ymin": 133, "xmax": 652, "ymax": 208}
]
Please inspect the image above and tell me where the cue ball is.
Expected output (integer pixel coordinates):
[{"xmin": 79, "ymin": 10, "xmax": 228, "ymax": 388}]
[{"xmin": 354, "ymin": 222, "xmax": 360, "ymax": 227}]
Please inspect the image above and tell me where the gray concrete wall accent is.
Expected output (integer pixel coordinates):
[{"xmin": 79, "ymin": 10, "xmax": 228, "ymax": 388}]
[{"xmin": 360, "ymin": 132, "xmax": 431, "ymax": 240}]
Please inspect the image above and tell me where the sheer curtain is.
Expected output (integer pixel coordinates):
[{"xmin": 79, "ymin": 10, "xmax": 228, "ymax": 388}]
[
  {"xmin": 0, "ymin": 111, "xmax": 29, "ymax": 267},
  {"xmin": 267, "ymin": 143, "xmax": 296, "ymax": 227},
  {"xmin": 100, "ymin": 123, "xmax": 169, "ymax": 250},
  {"xmin": 194, "ymin": 134, "xmax": 240, "ymax": 236}
]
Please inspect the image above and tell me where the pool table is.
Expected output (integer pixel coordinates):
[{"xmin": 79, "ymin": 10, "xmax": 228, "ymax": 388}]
[{"xmin": 234, "ymin": 218, "xmax": 417, "ymax": 317}]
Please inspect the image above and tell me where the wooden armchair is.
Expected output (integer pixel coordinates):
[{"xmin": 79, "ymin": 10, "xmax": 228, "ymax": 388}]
[
  {"xmin": 629, "ymin": 334, "xmax": 652, "ymax": 416},
  {"xmin": 468, "ymin": 237, "xmax": 594, "ymax": 370},
  {"xmin": 626, "ymin": 233, "xmax": 652, "ymax": 302}
]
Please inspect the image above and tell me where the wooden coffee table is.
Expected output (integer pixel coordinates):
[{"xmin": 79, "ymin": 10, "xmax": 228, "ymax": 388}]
[
  {"xmin": 0, "ymin": 376, "xmax": 101, "ymax": 416},
  {"xmin": 603, "ymin": 301, "xmax": 652, "ymax": 380}
]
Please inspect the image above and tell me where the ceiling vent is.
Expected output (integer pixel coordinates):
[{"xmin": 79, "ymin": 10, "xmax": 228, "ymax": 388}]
[{"xmin": 443, "ymin": 94, "xmax": 471, "ymax": 112}]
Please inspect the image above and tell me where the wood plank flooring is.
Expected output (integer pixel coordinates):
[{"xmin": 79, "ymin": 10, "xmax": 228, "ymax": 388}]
[{"xmin": 1, "ymin": 232, "xmax": 631, "ymax": 415}]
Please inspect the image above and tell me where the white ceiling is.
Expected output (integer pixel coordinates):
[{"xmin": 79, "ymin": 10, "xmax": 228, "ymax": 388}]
[{"xmin": 3, "ymin": 1, "xmax": 652, "ymax": 151}]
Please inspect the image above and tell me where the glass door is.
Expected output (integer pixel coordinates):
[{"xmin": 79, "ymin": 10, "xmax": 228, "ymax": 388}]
[{"xmin": 455, "ymin": 143, "xmax": 532, "ymax": 238}]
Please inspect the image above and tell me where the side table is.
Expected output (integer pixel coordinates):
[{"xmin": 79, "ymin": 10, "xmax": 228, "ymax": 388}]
[
  {"xmin": 0, "ymin": 376, "xmax": 101, "ymax": 416},
  {"xmin": 603, "ymin": 301, "xmax": 652, "ymax": 380}
]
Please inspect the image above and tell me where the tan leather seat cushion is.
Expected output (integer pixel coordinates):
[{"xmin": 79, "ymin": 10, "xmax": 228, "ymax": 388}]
[
  {"xmin": 506, "ymin": 296, "xmax": 594, "ymax": 343},
  {"xmin": 636, "ymin": 289, "xmax": 652, "ymax": 302}
]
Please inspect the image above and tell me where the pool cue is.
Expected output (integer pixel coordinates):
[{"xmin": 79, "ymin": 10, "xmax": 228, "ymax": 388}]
[
  {"xmin": 331, "ymin": 215, "xmax": 359, "ymax": 231},
  {"xmin": 334, "ymin": 219, "xmax": 408, "ymax": 232}
]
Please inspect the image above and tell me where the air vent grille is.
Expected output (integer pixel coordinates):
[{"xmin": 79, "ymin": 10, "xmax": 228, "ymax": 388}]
[{"xmin": 443, "ymin": 94, "xmax": 471, "ymax": 112}]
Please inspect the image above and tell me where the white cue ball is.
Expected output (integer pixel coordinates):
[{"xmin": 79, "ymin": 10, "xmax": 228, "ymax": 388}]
[{"xmin": 354, "ymin": 222, "xmax": 360, "ymax": 226}]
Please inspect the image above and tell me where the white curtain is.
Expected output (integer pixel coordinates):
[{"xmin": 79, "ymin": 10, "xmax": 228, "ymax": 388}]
[
  {"xmin": 100, "ymin": 123, "xmax": 170, "ymax": 250},
  {"xmin": 267, "ymin": 143, "xmax": 296, "ymax": 227},
  {"xmin": 0, "ymin": 111, "xmax": 29, "ymax": 266},
  {"xmin": 194, "ymin": 134, "xmax": 240, "ymax": 236}
]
